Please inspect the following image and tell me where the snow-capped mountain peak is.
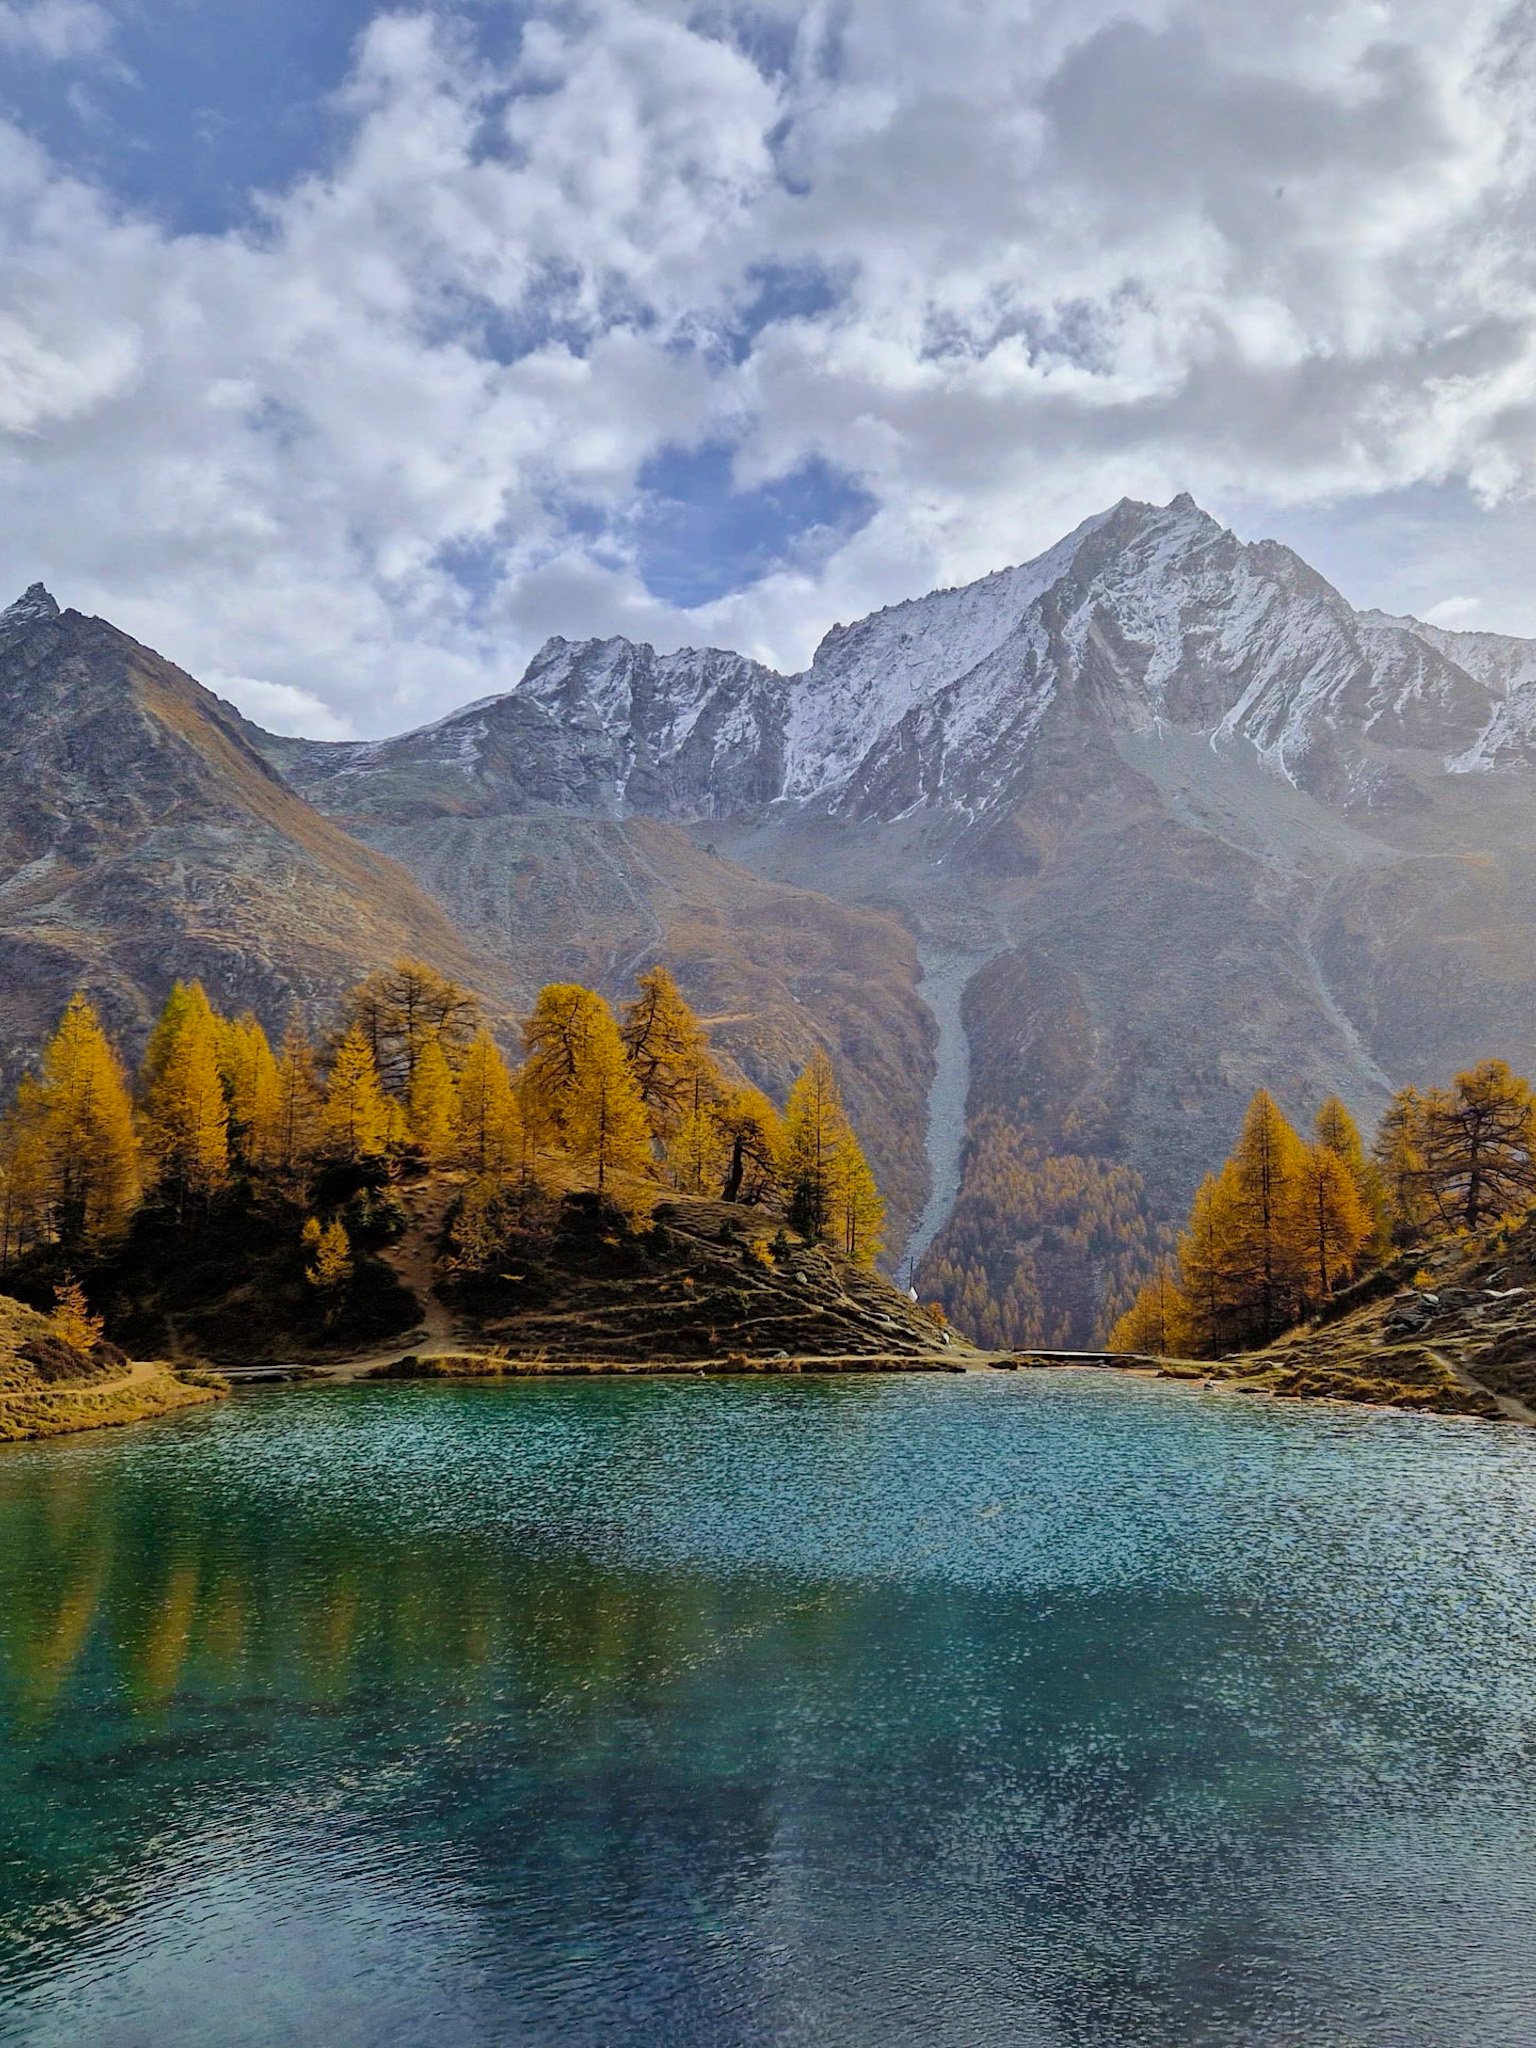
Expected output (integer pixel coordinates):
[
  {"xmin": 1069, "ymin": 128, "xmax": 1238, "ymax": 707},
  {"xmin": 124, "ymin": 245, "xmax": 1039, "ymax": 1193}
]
[
  {"xmin": 281, "ymin": 497, "xmax": 1536, "ymax": 826},
  {"xmin": 1, "ymin": 584, "xmax": 60, "ymax": 632}
]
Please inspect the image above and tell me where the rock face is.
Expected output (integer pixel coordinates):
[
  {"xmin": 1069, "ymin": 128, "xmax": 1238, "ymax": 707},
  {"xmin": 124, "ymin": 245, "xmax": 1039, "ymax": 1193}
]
[{"xmin": 10, "ymin": 494, "xmax": 1536, "ymax": 1339}]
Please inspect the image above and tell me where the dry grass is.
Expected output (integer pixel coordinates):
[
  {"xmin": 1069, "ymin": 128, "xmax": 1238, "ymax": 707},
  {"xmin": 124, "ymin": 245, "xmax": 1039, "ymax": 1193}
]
[{"xmin": 0, "ymin": 1290, "xmax": 222, "ymax": 1443}]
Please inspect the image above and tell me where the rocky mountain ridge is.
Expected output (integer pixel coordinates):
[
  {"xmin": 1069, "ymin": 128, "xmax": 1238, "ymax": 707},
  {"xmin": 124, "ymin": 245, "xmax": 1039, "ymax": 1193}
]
[{"xmin": 269, "ymin": 495, "xmax": 1536, "ymax": 830}]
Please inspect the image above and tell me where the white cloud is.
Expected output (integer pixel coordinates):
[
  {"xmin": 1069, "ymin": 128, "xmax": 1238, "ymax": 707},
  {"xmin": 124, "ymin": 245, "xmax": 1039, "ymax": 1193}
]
[
  {"xmin": 3, "ymin": 0, "xmax": 1536, "ymax": 733},
  {"xmin": 1422, "ymin": 594, "xmax": 1485, "ymax": 629},
  {"xmin": 204, "ymin": 674, "xmax": 356, "ymax": 741},
  {"xmin": 0, "ymin": 0, "xmax": 111, "ymax": 62}
]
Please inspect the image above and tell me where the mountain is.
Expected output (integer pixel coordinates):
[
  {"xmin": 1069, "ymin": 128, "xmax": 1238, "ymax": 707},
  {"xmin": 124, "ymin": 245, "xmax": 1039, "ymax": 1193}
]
[
  {"xmin": 271, "ymin": 495, "xmax": 1527, "ymax": 828},
  {"xmin": 10, "ymin": 496, "xmax": 1536, "ymax": 1343},
  {"xmin": 0, "ymin": 585, "xmax": 504, "ymax": 1072},
  {"xmin": 0, "ymin": 585, "xmax": 936, "ymax": 1251}
]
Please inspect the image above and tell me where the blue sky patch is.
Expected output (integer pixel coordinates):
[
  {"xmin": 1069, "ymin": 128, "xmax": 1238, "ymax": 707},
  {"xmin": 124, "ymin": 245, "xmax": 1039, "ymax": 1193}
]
[{"xmin": 632, "ymin": 442, "xmax": 874, "ymax": 609}]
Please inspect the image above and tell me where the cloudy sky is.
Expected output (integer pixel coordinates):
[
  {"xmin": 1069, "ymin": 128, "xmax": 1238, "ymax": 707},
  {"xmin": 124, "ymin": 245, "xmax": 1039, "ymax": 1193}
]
[{"xmin": 3, "ymin": 0, "xmax": 1535, "ymax": 737}]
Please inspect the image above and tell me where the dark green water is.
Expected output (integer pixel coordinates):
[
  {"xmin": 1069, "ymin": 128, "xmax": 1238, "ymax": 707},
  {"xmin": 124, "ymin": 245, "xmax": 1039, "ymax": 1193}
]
[{"xmin": 3, "ymin": 1373, "xmax": 1536, "ymax": 2046}]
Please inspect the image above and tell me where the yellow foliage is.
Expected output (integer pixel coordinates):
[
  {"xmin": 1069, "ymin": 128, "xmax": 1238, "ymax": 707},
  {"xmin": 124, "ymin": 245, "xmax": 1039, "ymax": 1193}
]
[
  {"xmin": 303, "ymin": 1216, "xmax": 352, "ymax": 1292},
  {"xmin": 343, "ymin": 960, "xmax": 481, "ymax": 1092},
  {"xmin": 621, "ymin": 966, "xmax": 723, "ymax": 1139},
  {"xmin": 321, "ymin": 1027, "xmax": 389, "ymax": 1163},
  {"xmin": 407, "ymin": 1034, "xmax": 458, "ymax": 1159},
  {"xmin": 453, "ymin": 1029, "xmax": 524, "ymax": 1179},
  {"xmin": 52, "ymin": 1280, "xmax": 104, "ymax": 1351},
  {"xmin": 140, "ymin": 982, "xmax": 229, "ymax": 1208},
  {"xmin": 34, "ymin": 995, "xmax": 141, "ymax": 1247}
]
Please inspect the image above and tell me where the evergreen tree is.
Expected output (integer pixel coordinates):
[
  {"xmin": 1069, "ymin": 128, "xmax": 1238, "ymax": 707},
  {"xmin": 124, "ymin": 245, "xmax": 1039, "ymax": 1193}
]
[
  {"xmin": 0, "ymin": 1076, "xmax": 50, "ymax": 1267},
  {"xmin": 1108, "ymin": 1258, "xmax": 1187, "ymax": 1355},
  {"xmin": 1176, "ymin": 1170, "xmax": 1242, "ymax": 1354},
  {"xmin": 621, "ymin": 966, "xmax": 722, "ymax": 1138},
  {"xmin": 783, "ymin": 1050, "xmax": 855, "ymax": 1244},
  {"xmin": 1225, "ymin": 1090, "xmax": 1309, "ymax": 1340},
  {"xmin": 666, "ymin": 1101, "xmax": 730, "ymax": 1195},
  {"xmin": 303, "ymin": 1216, "xmax": 352, "ymax": 1294},
  {"xmin": 139, "ymin": 982, "xmax": 229, "ymax": 1212},
  {"xmin": 34, "ymin": 996, "xmax": 141, "ymax": 1246},
  {"xmin": 715, "ymin": 1086, "xmax": 783, "ymax": 1205},
  {"xmin": 217, "ymin": 1014, "xmax": 281, "ymax": 1173},
  {"xmin": 321, "ymin": 1027, "xmax": 389, "ymax": 1163},
  {"xmin": 568, "ymin": 1006, "xmax": 653, "ymax": 1192},
  {"xmin": 453, "ymin": 1028, "xmax": 523, "ymax": 1179},
  {"xmin": 1315, "ymin": 1094, "xmax": 1391, "ymax": 1253},
  {"xmin": 1373, "ymin": 1086, "xmax": 1432, "ymax": 1242},
  {"xmin": 407, "ymin": 1033, "xmax": 458, "ymax": 1158},
  {"xmin": 343, "ymin": 960, "xmax": 481, "ymax": 1091},
  {"xmin": 521, "ymin": 983, "xmax": 609, "ymax": 1143}
]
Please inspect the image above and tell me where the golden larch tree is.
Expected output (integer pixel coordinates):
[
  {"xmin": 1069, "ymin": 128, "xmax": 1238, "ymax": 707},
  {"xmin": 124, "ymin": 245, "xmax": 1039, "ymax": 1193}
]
[
  {"xmin": 715, "ymin": 1087, "xmax": 783, "ymax": 1205},
  {"xmin": 1315, "ymin": 1094, "xmax": 1390, "ymax": 1253},
  {"xmin": 343, "ymin": 960, "xmax": 482, "ymax": 1091},
  {"xmin": 782, "ymin": 1049, "xmax": 851, "ymax": 1242},
  {"xmin": 522, "ymin": 983, "xmax": 601, "ymax": 1141},
  {"xmin": 666, "ymin": 1101, "xmax": 730, "ymax": 1195},
  {"xmin": 569, "ymin": 1007, "xmax": 654, "ymax": 1192},
  {"xmin": 621, "ymin": 966, "xmax": 723, "ymax": 1139},
  {"xmin": 1108, "ymin": 1257, "xmax": 1187, "ymax": 1356},
  {"xmin": 139, "ymin": 982, "xmax": 229, "ymax": 1211},
  {"xmin": 0, "ymin": 1076, "xmax": 49, "ymax": 1268},
  {"xmin": 828, "ymin": 1125, "xmax": 884, "ymax": 1266},
  {"xmin": 321, "ymin": 1026, "xmax": 389, "ymax": 1163},
  {"xmin": 218, "ymin": 1015, "xmax": 282, "ymax": 1174},
  {"xmin": 271, "ymin": 1021, "xmax": 323, "ymax": 1180},
  {"xmin": 1417, "ymin": 1060, "xmax": 1536, "ymax": 1230},
  {"xmin": 454, "ymin": 1028, "xmax": 524, "ymax": 1179},
  {"xmin": 1225, "ymin": 1090, "xmax": 1309, "ymax": 1341},
  {"xmin": 408, "ymin": 1034, "xmax": 459, "ymax": 1159},
  {"xmin": 1175, "ymin": 1170, "xmax": 1243, "ymax": 1355},
  {"xmin": 35, "ymin": 995, "xmax": 142, "ymax": 1246},
  {"xmin": 1372, "ymin": 1086, "xmax": 1431, "ymax": 1243},
  {"xmin": 1294, "ymin": 1142, "xmax": 1370, "ymax": 1303}
]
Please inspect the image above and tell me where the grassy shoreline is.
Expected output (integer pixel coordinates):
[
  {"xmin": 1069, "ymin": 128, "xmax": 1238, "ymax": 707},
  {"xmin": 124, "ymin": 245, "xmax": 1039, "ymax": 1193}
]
[{"xmin": 0, "ymin": 1361, "xmax": 224, "ymax": 1445}]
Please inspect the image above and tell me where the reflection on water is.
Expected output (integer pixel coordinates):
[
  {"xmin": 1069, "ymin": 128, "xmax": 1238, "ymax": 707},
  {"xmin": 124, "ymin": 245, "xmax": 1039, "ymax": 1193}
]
[{"xmin": 3, "ymin": 1374, "xmax": 1536, "ymax": 2045}]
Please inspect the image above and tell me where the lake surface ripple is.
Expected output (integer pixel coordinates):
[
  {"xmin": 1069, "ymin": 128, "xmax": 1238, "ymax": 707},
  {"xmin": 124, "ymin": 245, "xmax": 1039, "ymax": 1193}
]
[{"xmin": 3, "ymin": 1372, "xmax": 1536, "ymax": 2046}]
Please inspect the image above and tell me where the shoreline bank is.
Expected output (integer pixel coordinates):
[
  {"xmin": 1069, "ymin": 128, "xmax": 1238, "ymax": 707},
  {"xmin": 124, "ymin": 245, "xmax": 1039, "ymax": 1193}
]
[{"xmin": 0, "ymin": 1361, "xmax": 224, "ymax": 1446}]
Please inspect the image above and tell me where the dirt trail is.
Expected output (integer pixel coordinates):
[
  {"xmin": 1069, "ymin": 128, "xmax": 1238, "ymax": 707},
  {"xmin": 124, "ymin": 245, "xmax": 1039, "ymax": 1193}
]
[
  {"xmin": 0, "ymin": 1358, "xmax": 160, "ymax": 1409},
  {"xmin": 318, "ymin": 1181, "xmax": 463, "ymax": 1382}
]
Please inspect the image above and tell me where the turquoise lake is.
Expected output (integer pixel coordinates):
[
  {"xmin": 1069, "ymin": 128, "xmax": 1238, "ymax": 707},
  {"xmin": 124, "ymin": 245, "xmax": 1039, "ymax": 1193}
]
[{"xmin": 3, "ymin": 1371, "xmax": 1536, "ymax": 2046}]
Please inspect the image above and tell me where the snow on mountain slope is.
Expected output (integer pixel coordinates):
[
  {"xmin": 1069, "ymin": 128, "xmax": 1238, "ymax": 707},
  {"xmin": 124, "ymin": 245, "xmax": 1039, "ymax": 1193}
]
[
  {"xmin": 268, "ymin": 496, "xmax": 1533, "ymax": 831},
  {"xmin": 1362, "ymin": 612, "xmax": 1536, "ymax": 775}
]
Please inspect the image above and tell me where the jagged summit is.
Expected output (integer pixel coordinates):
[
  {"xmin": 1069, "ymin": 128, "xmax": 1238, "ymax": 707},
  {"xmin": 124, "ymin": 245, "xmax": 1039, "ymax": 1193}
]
[
  {"xmin": 1, "ymin": 583, "xmax": 60, "ymax": 629},
  {"xmin": 258, "ymin": 492, "xmax": 1536, "ymax": 826}
]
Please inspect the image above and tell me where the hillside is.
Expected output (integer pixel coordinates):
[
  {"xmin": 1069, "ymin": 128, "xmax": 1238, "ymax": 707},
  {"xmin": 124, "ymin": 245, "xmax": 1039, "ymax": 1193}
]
[
  {"xmin": 0, "ymin": 1292, "xmax": 218, "ymax": 1443},
  {"xmin": 1188, "ymin": 1219, "xmax": 1536, "ymax": 1421},
  {"xmin": 13, "ymin": 1171, "xmax": 962, "ymax": 1372},
  {"xmin": 0, "ymin": 585, "xmax": 500, "ymax": 1075}
]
